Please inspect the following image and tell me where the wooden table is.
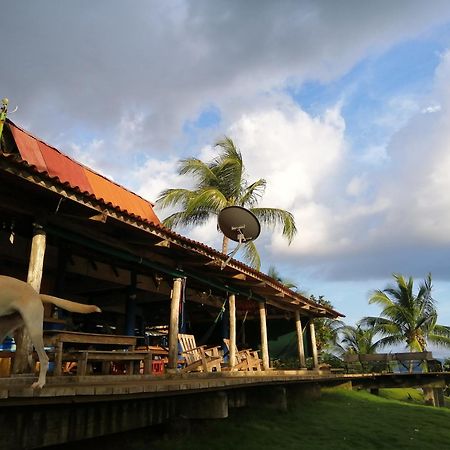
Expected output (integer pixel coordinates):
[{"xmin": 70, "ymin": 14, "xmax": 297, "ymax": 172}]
[
  {"xmin": 63, "ymin": 346, "xmax": 169, "ymax": 376},
  {"xmin": 43, "ymin": 331, "xmax": 138, "ymax": 376}
]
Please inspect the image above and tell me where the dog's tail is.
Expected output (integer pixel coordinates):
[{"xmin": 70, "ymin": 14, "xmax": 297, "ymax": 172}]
[{"xmin": 40, "ymin": 295, "xmax": 101, "ymax": 314}]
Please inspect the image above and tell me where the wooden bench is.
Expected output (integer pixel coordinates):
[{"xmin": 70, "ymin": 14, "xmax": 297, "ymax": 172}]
[{"xmin": 344, "ymin": 351, "xmax": 441, "ymax": 373}]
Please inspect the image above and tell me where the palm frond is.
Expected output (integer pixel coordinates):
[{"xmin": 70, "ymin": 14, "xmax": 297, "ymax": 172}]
[
  {"xmin": 368, "ymin": 290, "xmax": 394, "ymax": 309},
  {"xmin": 213, "ymin": 137, "xmax": 243, "ymax": 200},
  {"xmin": 162, "ymin": 210, "xmax": 212, "ymax": 229},
  {"xmin": 240, "ymin": 240, "xmax": 261, "ymax": 270},
  {"xmin": 185, "ymin": 188, "xmax": 227, "ymax": 216},
  {"xmin": 178, "ymin": 158, "xmax": 218, "ymax": 187},
  {"xmin": 239, "ymin": 179, "xmax": 266, "ymax": 207},
  {"xmin": 251, "ymin": 207, "xmax": 297, "ymax": 243},
  {"xmin": 155, "ymin": 188, "xmax": 194, "ymax": 210}
]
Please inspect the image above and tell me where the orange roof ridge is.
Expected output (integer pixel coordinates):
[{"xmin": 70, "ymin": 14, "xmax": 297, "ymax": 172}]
[
  {"xmin": 6, "ymin": 119, "xmax": 160, "ymax": 225},
  {"xmin": 6, "ymin": 119, "xmax": 156, "ymax": 207}
]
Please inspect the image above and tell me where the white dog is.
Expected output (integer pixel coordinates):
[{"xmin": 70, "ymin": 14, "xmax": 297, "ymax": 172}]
[{"xmin": 0, "ymin": 275, "xmax": 101, "ymax": 389}]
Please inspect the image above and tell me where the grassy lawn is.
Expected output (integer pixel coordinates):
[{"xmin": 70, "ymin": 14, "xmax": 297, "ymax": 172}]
[
  {"xmin": 56, "ymin": 388, "xmax": 450, "ymax": 450},
  {"xmin": 378, "ymin": 387, "xmax": 427, "ymax": 405}
]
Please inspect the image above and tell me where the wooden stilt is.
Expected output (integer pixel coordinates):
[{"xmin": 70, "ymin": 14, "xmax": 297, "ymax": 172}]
[
  {"xmin": 258, "ymin": 301, "xmax": 270, "ymax": 370},
  {"xmin": 309, "ymin": 320, "xmax": 319, "ymax": 368},
  {"xmin": 167, "ymin": 277, "xmax": 183, "ymax": 370},
  {"xmin": 228, "ymin": 294, "xmax": 236, "ymax": 368},
  {"xmin": 294, "ymin": 311, "xmax": 306, "ymax": 368},
  {"xmin": 13, "ymin": 223, "xmax": 46, "ymax": 374}
]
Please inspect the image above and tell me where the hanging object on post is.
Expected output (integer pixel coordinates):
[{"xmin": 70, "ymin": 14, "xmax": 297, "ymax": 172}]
[{"xmin": 217, "ymin": 206, "xmax": 261, "ymax": 269}]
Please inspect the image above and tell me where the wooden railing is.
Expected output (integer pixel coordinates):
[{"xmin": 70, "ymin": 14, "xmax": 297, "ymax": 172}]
[{"xmin": 343, "ymin": 351, "xmax": 442, "ymax": 373}]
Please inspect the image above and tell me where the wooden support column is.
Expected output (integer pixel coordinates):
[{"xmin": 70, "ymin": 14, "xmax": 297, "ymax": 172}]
[
  {"xmin": 167, "ymin": 277, "xmax": 183, "ymax": 370},
  {"xmin": 258, "ymin": 301, "xmax": 270, "ymax": 370},
  {"xmin": 125, "ymin": 272, "xmax": 137, "ymax": 336},
  {"xmin": 294, "ymin": 311, "xmax": 306, "ymax": 368},
  {"xmin": 309, "ymin": 319, "xmax": 319, "ymax": 369},
  {"xmin": 228, "ymin": 294, "xmax": 236, "ymax": 368},
  {"xmin": 13, "ymin": 222, "xmax": 46, "ymax": 374}
]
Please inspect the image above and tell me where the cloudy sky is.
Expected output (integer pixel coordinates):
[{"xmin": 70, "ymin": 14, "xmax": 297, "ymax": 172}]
[{"xmin": 4, "ymin": 1, "xmax": 450, "ymax": 346}]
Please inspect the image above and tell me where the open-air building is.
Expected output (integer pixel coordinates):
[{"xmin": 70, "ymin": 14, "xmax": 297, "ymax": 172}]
[
  {"xmin": 0, "ymin": 119, "xmax": 342, "ymax": 374},
  {"xmin": 0, "ymin": 119, "xmax": 345, "ymax": 448}
]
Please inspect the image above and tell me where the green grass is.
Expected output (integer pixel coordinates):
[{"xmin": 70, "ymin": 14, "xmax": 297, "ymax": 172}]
[
  {"xmin": 57, "ymin": 388, "xmax": 450, "ymax": 450},
  {"xmin": 378, "ymin": 387, "xmax": 426, "ymax": 405}
]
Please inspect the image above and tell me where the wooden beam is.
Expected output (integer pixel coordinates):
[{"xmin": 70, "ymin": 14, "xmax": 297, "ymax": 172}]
[{"xmin": 154, "ymin": 239, "xmax": 170, "ymax": 248}]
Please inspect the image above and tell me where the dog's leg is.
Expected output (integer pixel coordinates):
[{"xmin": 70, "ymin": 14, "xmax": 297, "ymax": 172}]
[
  {"xmin": 0, "ymin": 312, "xmax": 23, "ymax": 343},
  {"xmin": 18, "ymin": 301, "xmax": 49, "ymax": 389}
]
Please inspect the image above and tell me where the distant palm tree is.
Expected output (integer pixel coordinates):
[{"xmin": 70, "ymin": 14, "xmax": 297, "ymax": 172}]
[
  {"xmin": 267, "ymin": 266, "xmax": 298, "ymax": 290},
  {"xmin": 156, "ymin": 136, "xmax": 297, "ymax": 269},
  {"xmin": 362, "ymin": 273, "xmax": 450, "ymax": 352},
  {"xmin": 308, "ymin": 295, "xmax": 342, "ymax": 354},
  {"xmin": 336, "ymin": 323, "xmax": 381, "ymax": 355}
]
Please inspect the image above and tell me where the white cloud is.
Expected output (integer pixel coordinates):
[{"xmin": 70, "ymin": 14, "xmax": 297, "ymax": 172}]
[
  {"xmin": 5, "ymin": 0, "xmax": 450, "ymax": 156},
  {"xmin": 346, "ymin": 175, "xmax": 368, "ymax": 197},
  {"xmin": 229, "ymin": 99, "xmax": 346, "ymax": 209},
  {"xmin": 422, "ymin": 104, "xmax": 441, "ymax": 114}
]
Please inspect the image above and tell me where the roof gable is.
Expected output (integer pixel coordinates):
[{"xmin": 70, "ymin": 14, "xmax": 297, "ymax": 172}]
[{"xmin": 7, "ymin": 121, "xmax": 160, "ymax": 225}]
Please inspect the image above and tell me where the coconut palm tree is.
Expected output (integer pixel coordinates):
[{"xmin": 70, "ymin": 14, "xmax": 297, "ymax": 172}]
[
  {"xmin": 336, "ymin": 323, "xmax": 381, "ymax": 355},
  {"xmin": 267, "ymin": 266, "xmax": 298, "ymax": 290},
  {"xmin": 156, "ymin": 136, "xmax": 297, "ymax": 269},
  {"xmin": 362, "ymin": 273, "xmax": 450, "ymax": 353}
]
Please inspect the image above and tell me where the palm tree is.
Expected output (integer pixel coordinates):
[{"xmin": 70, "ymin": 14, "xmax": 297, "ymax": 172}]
[
  {"xmin": 336, "ymin": 323, "xmax": 381, "ymax": 356},
  {"xmin": 156, "ymin": 136, "xmax": 297, "ymax": 269},
  {"xmin": 362, "ymin": 273, "xmax": 450, "ymax": 353},
  {"xmin": 267, "ymin": 266, "xmax": 298, "ymax": 290}
]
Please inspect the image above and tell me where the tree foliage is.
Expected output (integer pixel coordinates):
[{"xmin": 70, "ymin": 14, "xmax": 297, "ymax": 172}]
[
  {"xmin": 156, "ymin": 136, "xmax": 297, "ymax": 269},
  {"xmin": 362, "ymin": 273, "xmax": 450, "ymax": 352}
]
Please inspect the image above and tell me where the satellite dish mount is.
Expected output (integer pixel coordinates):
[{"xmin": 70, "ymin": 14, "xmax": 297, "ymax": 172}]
[{"xmin": 217, "ymin": 206, "xmax": 261, "ymax": 269}]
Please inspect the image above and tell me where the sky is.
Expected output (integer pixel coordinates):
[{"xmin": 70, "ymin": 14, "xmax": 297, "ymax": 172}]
[{"xmin": 4, "ymin": 1, "xmax": 450, "ymax": 354}]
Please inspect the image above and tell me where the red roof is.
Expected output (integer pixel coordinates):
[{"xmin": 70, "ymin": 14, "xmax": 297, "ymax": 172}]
[{"xmin": 7, "ymin": 121, "xmax": 161, "ymax": 225}]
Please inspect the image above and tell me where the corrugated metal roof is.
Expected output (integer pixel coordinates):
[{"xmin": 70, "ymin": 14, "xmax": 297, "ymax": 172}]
[{"xmin": 7, "ymin": 121, "xmax": 161, "ymax": 225}]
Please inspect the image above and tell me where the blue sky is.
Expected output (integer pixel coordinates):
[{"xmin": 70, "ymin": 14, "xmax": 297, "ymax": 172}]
[{"xmin": 4, "ymin": 1, "xmax": 450, "ymax": 355}]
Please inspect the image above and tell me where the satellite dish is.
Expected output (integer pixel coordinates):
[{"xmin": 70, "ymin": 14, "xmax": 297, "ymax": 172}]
[{"xmin": 217, "ymin": 206, "xmax": 261, "ymax": 268}]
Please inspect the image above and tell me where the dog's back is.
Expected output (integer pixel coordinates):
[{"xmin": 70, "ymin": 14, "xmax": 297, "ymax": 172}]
[{"xmin": 0, "ymin": 275, "xmax": 38, "ymax": 317}]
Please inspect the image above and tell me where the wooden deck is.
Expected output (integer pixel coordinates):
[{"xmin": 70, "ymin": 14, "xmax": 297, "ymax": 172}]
[
  {"xmin": 2, "ymin": 368, "xmax": 448, "ymax": 406},
  {"xmin": 2, "ymin": 369, "xmax": 449, "ymax": 449},
  {"xmin": 0, "ymin": 369, "xmax": 336, "ymax": 405}
]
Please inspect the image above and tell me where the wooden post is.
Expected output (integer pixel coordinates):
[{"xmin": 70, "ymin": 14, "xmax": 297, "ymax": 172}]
[
  {"xmin": 228, "ymin": 294, "xmax": 236, "ymax": 368},
  {"xmin": 258, "ymin": 301, "xmax": 270, "ymax": 370},
  {"xmin": 125, "ymin": 272, "xmax": 137, "ymax": 336},
  {"xmin": 309, "ymin": 319, "xmax": 319, "ymax": 369},
  {"xmin": 167, "ymin": 277, "xmax": 183, "ymax": 370},
  {"xmin": 13, "ymin": 223, "xmax": 46, "ymax": 374},
  {"xmin": 294, "ymin": 311, "xmax": 306, "ymax": 368}
]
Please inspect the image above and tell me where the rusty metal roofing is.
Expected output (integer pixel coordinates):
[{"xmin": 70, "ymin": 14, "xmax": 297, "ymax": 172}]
[{"xmin": 6, "ymin": 120, "xmax": 161, "ymax": 226}]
